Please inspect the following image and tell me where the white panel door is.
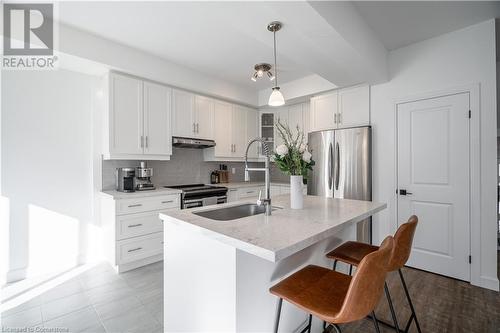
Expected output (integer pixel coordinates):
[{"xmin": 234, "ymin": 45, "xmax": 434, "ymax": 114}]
[
  {"xmin": 397, "ymin": 93, "xmax": 470, "ymax": 281},
  {"xmin": 195, "ymin": 95, "xmax": 214, "ymax": 140},
  {"xmin": 246, "ymin": 108, "xmax": 259, "ymax": 158},
  {"xmin": 310, "ymin": 92, "xmax": 337, "ymax": 132},
  {"xmin": 143, "ymin": 82, "xmax": 172, "ymax": 155},
  {"xmin": 213, "ymin": 100, "xmax": 233, "ymax": 157},
  {"xmin": 232, "ymin": 105, "xmax": 247, "ymax": 158},
  {"xmin": 172, "ymin": 89, "xmax": 195, "ymax": 138},
  {"xmin": 109, "ymin": 73, "xmax": 143, "ymax": 154},
  {"xmin": 337, "ymin": 85, "xmax": 370, "ymax": 128}
]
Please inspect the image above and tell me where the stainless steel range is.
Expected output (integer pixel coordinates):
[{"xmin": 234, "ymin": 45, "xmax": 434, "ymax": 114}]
[{"xmin": 164, "ymin": 184, "xmax": 228, "ymax": 209}]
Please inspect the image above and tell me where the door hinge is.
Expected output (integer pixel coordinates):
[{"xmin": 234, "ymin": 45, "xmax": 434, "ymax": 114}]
[
  {"xmin": 468, "ymin": 110, "xmax": 471, "ymax": 118},
  {"xmin": 468, "ymin": 255, "xmax": 472, "ymax": 264}
]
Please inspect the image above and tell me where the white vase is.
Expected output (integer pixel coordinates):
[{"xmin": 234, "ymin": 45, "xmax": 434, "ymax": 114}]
[{"xmin": 290, "ymin": 175, "xmax": 304, "ymax": 209}]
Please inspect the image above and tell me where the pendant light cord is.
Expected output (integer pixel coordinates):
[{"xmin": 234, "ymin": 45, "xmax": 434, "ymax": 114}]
[{"xmin": 273, "ymin": 30, "xmax": 278, "ymax": 87}]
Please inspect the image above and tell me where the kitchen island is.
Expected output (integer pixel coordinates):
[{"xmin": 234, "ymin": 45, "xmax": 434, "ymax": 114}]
[{"xmin": 160, "ymin": 195, "xmax": 386, "ymax": 332}]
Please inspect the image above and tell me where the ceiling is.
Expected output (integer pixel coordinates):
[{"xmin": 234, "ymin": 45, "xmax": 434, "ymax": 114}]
[
  {"xmin": 58, "ymin": 2, "xmax": 311, "ymax": 91},
  {"xmin": 57, "ymin": 1, "xmax": 500, "ymax": 92},
  {"xmin": 353, "ymin": 1, "xmax": 500, "ymax": 50}
]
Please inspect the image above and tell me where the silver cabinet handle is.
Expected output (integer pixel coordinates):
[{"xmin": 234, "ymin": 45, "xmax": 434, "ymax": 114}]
[
  {"xmin": 128, "ymin": 223, "xmax": 143, "ymax": 228},
  {"xmin": 128, "ymin": 204, "xmax": 142, "ymax": 208},
  {"xmin": 161, "ymin": 200, "xmax": 174, "ymax": 204},
  {"xmin": 338, "ymin": 113, "xmax": 342, "ymax": 124},
  {"xmin": 128, "ymin": 247, "xmax": 142, "ymax": 253},
  {"xmin": 193, "ymin": 123, "xmax": 196, "ymax": 133},
  {"xmin": 145, "ymin": 136, "xmax": 148, "ymax": 148},
  {"xmin": 140, "ymin": 136, "xmax": 144, "ymax": 148},
  {"xmin": 196, "ymin": 123, "xmax": 199, "ymax": 133}
]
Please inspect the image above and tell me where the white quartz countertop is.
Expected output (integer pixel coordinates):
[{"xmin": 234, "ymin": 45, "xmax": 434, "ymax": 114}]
[
  {"xmin": 159, "ymin": 195, "xmax": 386, "ymax": 262},
  {"xmin": 101, "ymin": 187, "xmax": 181, "ymax": 199}
]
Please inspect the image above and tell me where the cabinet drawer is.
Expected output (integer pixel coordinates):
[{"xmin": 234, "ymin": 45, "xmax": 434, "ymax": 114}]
[
  {"xmin": 116, "ymin": 194, "xmax": 180, "ymax": 215},
  {"xmin": 238, "ymin": 186, "xmax": 264, "ymax": 199},
  {"xmin": 116, "ymin": 233, "xmax": 163, "ymax": 265},
  {"xmin": 116, "ymin": 211, "xmax": 163, "ymax": 240}
]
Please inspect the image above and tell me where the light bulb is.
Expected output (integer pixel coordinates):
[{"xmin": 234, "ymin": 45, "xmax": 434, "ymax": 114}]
[
  {"xmin": 267, "ymin": 71, "xmax": 275, "ymax": 81},
  {"xmin": 268, "ymin": 87, "xmax": 285, "ymax": 106},
  {"xmin": 257, "ymin": 70, "xmax": 264, "ymax": 77}
]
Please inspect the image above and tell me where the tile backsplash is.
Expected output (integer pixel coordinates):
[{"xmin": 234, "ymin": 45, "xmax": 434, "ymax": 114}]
[{"xmin": 101, "ymin": 148, "xmax": 289, "ymax": 190}]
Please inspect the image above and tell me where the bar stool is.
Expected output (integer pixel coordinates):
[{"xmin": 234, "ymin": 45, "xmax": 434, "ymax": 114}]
[
  {"xmin": 269, "ymin": 236, "xmax": 394, "ymax": 333},
  {"xmin": 326, "ymin": 215, "xmax": 421, "ymax": 333}
]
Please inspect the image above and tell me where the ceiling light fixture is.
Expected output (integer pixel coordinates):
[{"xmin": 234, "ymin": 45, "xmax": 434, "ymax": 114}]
[
  {"xmin": 250, "ymin": 63, "xmax": 273, "ymax": 82},
  {"xmin": 267, "ymin": 21, "xmax": 285, "ymax": 107}
]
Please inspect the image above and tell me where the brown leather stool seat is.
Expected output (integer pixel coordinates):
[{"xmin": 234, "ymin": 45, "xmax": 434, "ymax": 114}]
[
  {"xmin": 270, "ymin": 236, "xmax": 395, "ymax": 333},
  {"xmin": 325, "ymin": 215, "xmax": 421, "ymax": 333}
]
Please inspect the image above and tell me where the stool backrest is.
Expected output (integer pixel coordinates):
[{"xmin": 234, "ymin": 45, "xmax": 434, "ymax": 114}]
[
  {"xmin": 333, "ymin": 236, "xmax": 394, "ymax": 323},
  {"xmin": 388, "ymin": 215, "xmax": 418, "ymax": 271}
]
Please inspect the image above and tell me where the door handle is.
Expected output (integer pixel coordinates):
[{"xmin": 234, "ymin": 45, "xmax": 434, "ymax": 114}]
[
  {"xmin": 140, "ymin": 136, "xmax": 144, "ymax": 148},
  {"xmin": 399, "ymin": 189, "xmax": 413, "ymax": 196},
  {"xmin": 335, "ymin": 142, "xmax": 340, "ymax": 191},
  {"xmin": 196, "ymin": 123, "xmax": 199, "ymax": 133},
  {"xmin": 193, "ymin": 123, "xmax": 196, "ymax": 133},
  {"xmin": 145, "ymin": 136, "xmax": 148, "ymax": 148},
  {"xmin": 328, "ymin": 143, "xmax": 333, "ymax": 190}
]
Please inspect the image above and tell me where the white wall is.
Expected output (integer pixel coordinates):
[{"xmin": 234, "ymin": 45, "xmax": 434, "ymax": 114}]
[
  {"xmin": 371, "ymin": 20, "xmax": 498, "ymax": 290},
  {"xmin": 1, "ymin": 69, "xmax": 99, "ymax": 282}
]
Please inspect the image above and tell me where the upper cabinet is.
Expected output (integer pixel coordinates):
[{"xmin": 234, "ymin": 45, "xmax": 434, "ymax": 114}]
[
  {"xmin": 172, "ymin": 91, "xmax": 214, "ymax": 140},
  {"xmin": 212, "ymin": 100, "xmax": 233, "ymax": 158},
  {"xmin": 309, "ymin": 84, "xmax": 370, "ymax": 132},
  {"xmin": 103, "ymin": 72, "xmax": 172, "ymax": 160}
]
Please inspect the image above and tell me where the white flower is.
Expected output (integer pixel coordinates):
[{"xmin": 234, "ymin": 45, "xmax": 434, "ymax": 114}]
[
  {"xmin": 302, "ymin": 151, "xmax": 312, "ymax": 163},
  {"xmin": 275, "ymin": 144, "xmax": 288, "ymax": 157},
  {"xmin": 299, "ymin": 143, "xmax": 307, "ymax": 153}
]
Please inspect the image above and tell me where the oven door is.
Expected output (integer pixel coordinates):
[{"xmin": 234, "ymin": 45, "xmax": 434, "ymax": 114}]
[{"xmin": 183, "ymin": 195, "xmax": 227, "ymax": 209}]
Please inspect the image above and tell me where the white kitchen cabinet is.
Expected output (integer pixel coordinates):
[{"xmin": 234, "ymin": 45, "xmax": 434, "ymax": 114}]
[
  {"xmin": 337, "ymin": 85, "xmax": 370, "ymax": 128},
  {"xmin": 108, "ymin": 73, "xmax": 144, "ymax": 155},
  {"xmin": 273, "ymin": 107, "xmax": 289, "ymax": 150},
  {"xmin": 232, "ymin": 105, "xmax": 248, "ymax": 158},
  {"xmin": 309, "ymin": 85, "xmax": 370, "ymax": 132},
  {"xmin": 144, "ymin": 81, "xmax": 172, "ymax": 156},
  {"xmin": 194, "ymin": 95, "xmax": 214, "ymax": 140},
  {"xmin": 212, "ymin": 100, "xmax": 233, "ymax": 158},
  {"xmin": 101, "ymin": 192, "xmax": 180, "ymax": 273},
  {"xmin": 172, "ymin": 89, "xmax": 195, "ymax": 138},
  {"xmin": 246, "ymin": 108, "xmax": 259, "ymax": 159},
  {"xmin": 104, "ymin": 72, "xmax": 172, "ymax": 160},
  {"xmin": 227, "ymin": 188, "xmax": 239, "ymax": 202},
  {"xmin": 310, "ymin": 91, "xmax": 338, "ymax": 132}
]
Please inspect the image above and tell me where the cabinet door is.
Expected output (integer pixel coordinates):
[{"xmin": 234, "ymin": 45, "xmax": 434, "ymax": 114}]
[
  {"xmin": 274, "ymin": 107, "xmax": 289, "ymax": 150},
  {"xmin": 109, "ymin": 73, "xmax": 144, "ymax": 154},
  {"xmin": 227, "ymin": 188, "xmax": 239, "ymax": 202},
  {"xmin": 337, "ymin": 85, "xmax": 369, "ymax": 128},
  {"xmin": 144, "ymin": 82, "xmax": 172, "ymax": 155},
  {"xmin": 195, "ymin": 95, "xmax": 214, "ymax": 140},
  {"xmin": 260, "ymin": 112, "xmax": 275, "ymax": 156},
  {"xmin": 246, "ymin": 108, "xmax": 259, "ymax": 158},
  {"xmin": 288, "ymin": 103, "xmax": 305, "ymax": 140},
  {"xmin": 310, "ymin": 91, "xmax": 337, "ymax": 132},
  {"xmin": 302, "ymin": 102, "xmax": 310, "ymax": 140},
  {"xmin": 213, "ymin": 100, "xmax": 233, "ymax": 157},
  {"xmin": 232, "ymin": 105, "xmax": 247, "ymax": 158},
  {"xmin": 172, "ymin": 89, "xmax": 195, "ymax": 137}
]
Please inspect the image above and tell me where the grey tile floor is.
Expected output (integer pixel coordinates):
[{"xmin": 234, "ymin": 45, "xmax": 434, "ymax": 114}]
[{"xmin": 1, "ymin": 261, "xmax": 164, "ymax": 333}]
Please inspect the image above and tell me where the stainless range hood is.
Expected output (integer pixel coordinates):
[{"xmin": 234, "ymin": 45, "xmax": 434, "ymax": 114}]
[{"xmin": 172, "ymin": 137, "xmax": 216, "ymax": 149}]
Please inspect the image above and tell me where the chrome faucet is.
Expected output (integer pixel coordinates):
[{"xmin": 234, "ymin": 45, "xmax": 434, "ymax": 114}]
[{"xmin": 245, "ymin": 138, "xmax": 272, "ymax": 216}]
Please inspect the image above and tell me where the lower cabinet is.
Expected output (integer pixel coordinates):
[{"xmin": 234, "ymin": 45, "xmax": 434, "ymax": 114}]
[
  {"xmin": 101, "ymin": 192, "xmax": 180, "ymax": 273},
  {"xmin": 225, "ymin": 183, "xmax": 307, "ymax": 203}
]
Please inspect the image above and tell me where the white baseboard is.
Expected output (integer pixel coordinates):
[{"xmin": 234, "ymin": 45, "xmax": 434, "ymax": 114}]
[
  {"xmin": 113, "ymin": 254, "xmax": 163, "ymax": 273},
  {"xmin": 475, "ymin": 275, "xmax": 500, "ymax": 291}
]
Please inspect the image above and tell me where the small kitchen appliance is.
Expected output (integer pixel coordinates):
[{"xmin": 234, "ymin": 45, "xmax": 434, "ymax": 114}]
[
  {"xmin": 116, "ymin": 167, "xmax": 136, "ymax": 192},
  {"xmin": 135, "ymin": 161, "xmax": 155, "ymax": 191}
]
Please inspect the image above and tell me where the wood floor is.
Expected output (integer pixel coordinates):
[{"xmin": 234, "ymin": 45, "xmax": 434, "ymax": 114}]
[{"xmin": 336, "ymin": 262, "xmax": 500, "ymax": 333}]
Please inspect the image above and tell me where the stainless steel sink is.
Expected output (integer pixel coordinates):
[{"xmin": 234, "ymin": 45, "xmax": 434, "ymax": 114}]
[{"xmin": 193, "ymin": 204, "xmax": 279, "ymax": 221}]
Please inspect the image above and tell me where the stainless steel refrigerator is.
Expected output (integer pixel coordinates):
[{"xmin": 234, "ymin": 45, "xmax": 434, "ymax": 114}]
[{"xmin": 307, "ymin": 126, "xmax": 372, "ymax": 243}]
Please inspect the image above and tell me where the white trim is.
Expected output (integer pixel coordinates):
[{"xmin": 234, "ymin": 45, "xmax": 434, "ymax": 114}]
[
  {"xmin": 393, "ymin": 83, "xmax": 499, "ymax": 290},
  {"xmin": 6, "ymin": 267, "xmax": 27, "ymax": 283}
]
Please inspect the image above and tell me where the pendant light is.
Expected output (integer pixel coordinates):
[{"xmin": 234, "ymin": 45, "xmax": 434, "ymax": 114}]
[{"xmin": 267, "ymin": 21, "xmax": 285, "ymax": 107}]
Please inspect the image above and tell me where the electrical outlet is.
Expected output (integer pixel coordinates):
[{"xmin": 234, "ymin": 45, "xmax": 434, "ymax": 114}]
[{"xmin": 232, "ymin": 168, "xmax": 236, "ymax": 174}]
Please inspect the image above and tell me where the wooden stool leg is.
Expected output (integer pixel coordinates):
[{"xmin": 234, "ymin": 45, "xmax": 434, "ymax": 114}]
[
  {"xmin": 384, "ymin": 282, "xmax": 401, "ymax": 333},
  {"xmin": 274, "ymin": 298, "xmax": 283, "ymax": 333},
  {"xmin": 371, "ymin": 311, "xmax": 381, "ymax": 333},
  {"xmin": 398, "ymin": 269, "xmax": 422, "ymax": 333}
]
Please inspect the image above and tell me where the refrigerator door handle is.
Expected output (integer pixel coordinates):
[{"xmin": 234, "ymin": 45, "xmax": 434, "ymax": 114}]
[
  {"xmin": 328, "ymin": 142, "xmax": 333, "ymax": 190},
  {"xmin": 335, "ymin": 142, "xmax": 340, "ymax": 191}
]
